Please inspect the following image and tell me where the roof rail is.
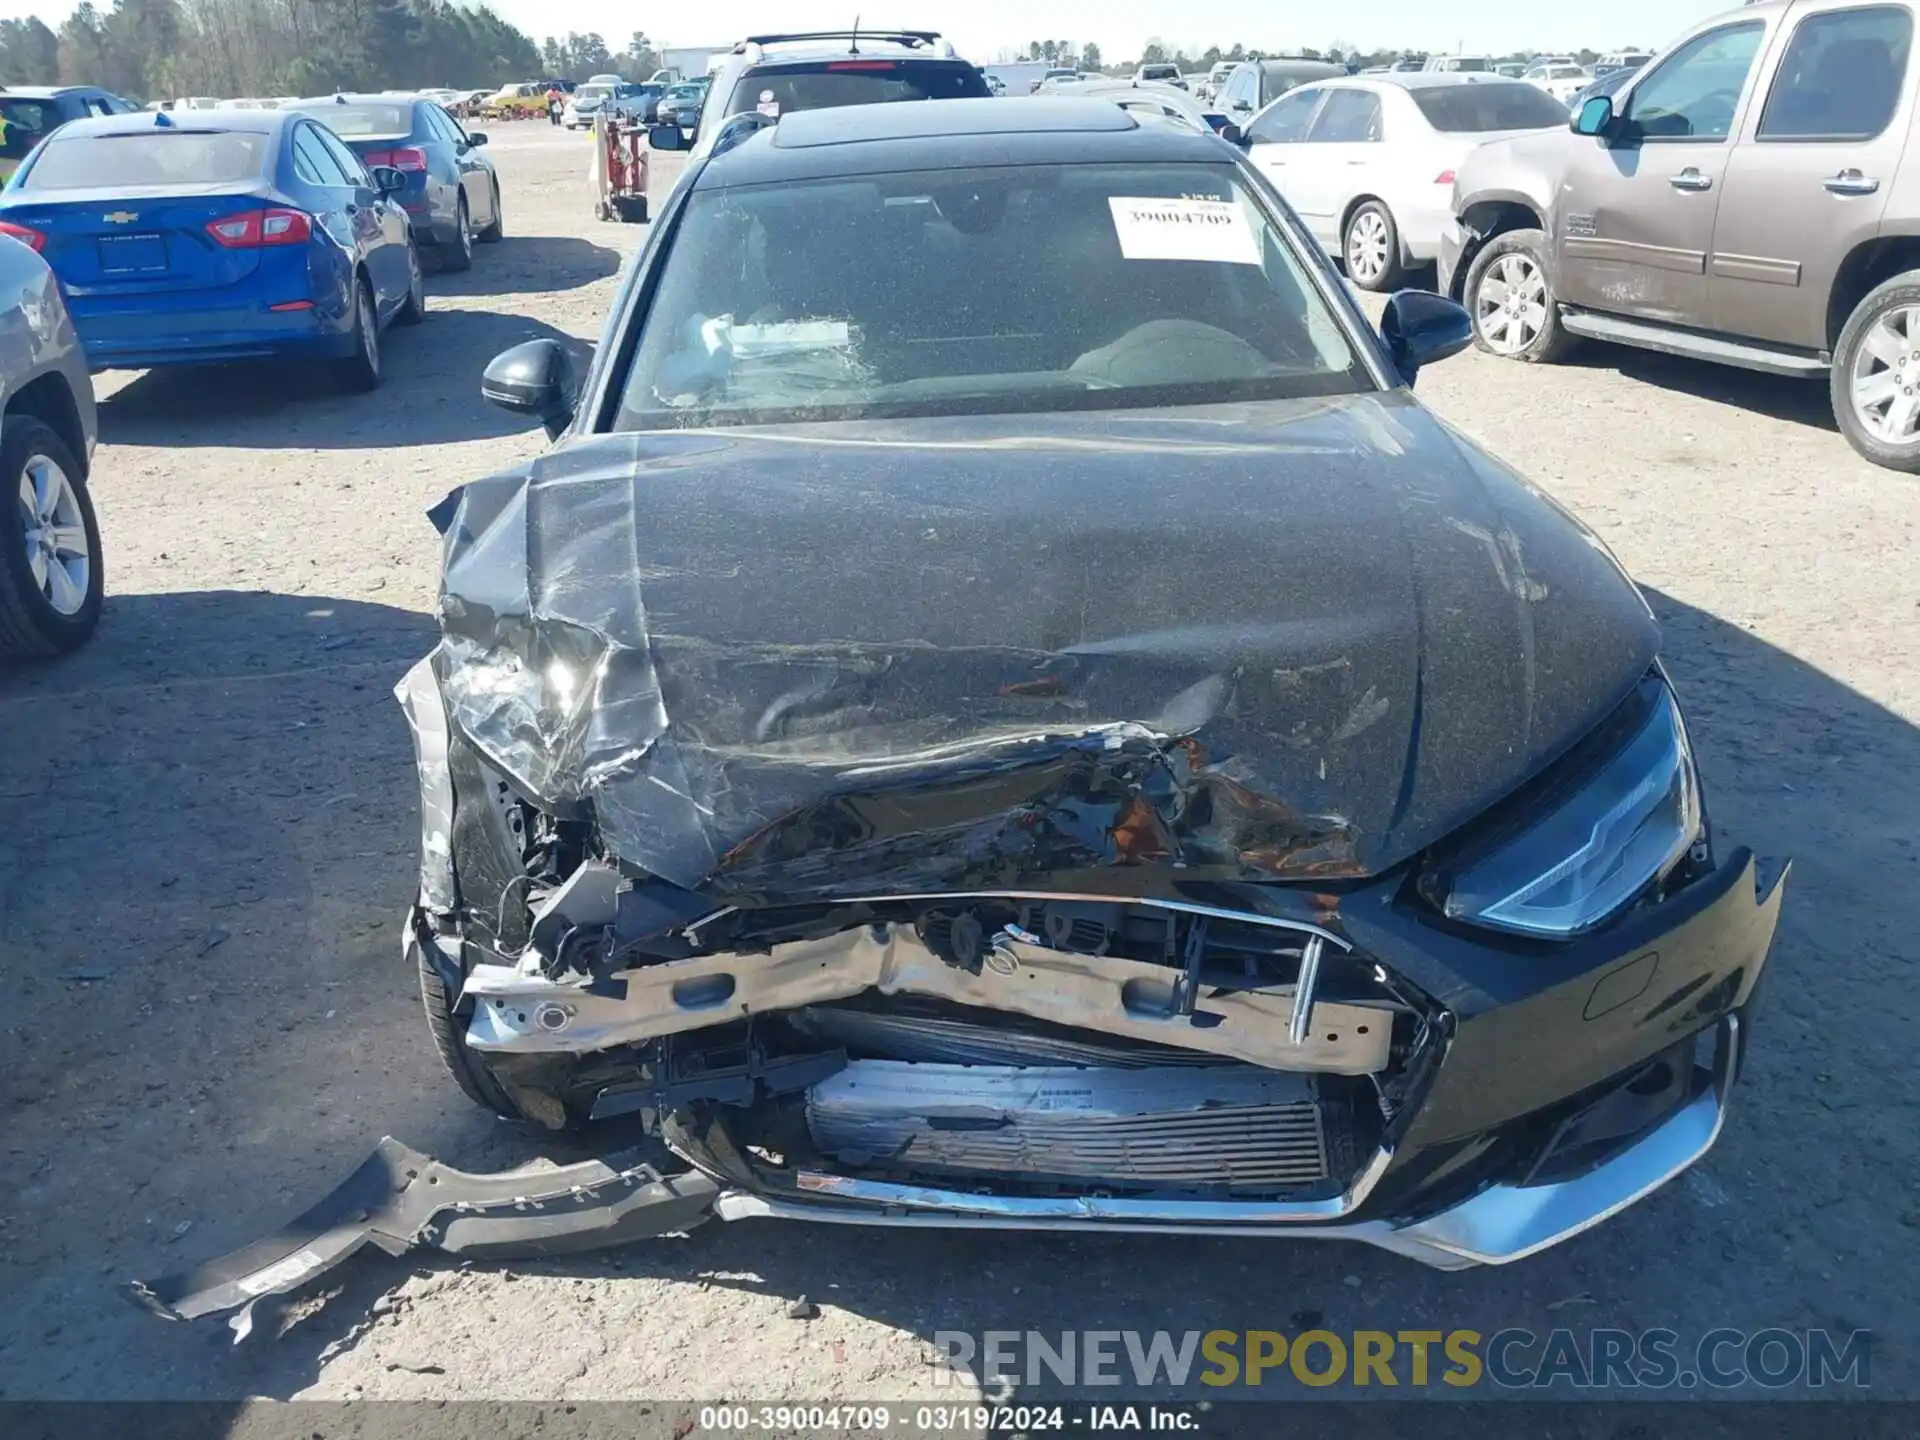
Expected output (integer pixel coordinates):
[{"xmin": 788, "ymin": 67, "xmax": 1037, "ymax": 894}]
[{"xmin": 738, "ymin": 29, "xmax": 946, "ymax": 50}]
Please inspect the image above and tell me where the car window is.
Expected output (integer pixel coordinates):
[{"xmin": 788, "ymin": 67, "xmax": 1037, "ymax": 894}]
[
  {"xmin": 1757, "ymin": 4, "xmax": 1912, "ymax": 141},
  {"xmin": 1622, "ymin": 21, "xmax": 1766, "ymax": 140},
  {"xmin": 725, "ymin": 60, "xmax": 988, "ymax": 118},
  {"xmin": 615, "ymin": 162, "xmax": 1364, "ymax": 430},
  {"xmin": 426, "ymin": 105, "xmax": 466, "ymax": 146},
  {"xmin": 0, "ymin": 99, "xmax": 63, "ymax": 162},
  {"xmin": 1307, "ymin": 88, "xmax": 1382, "ymax": 142},
  {"xmin": 292, "ymin": 124, "xmax": 350, "ymax": 185},
  {"xmin": 295, "ymin": 102, "xmax": 414, "ymax": 138},
  {"xmin": 84, "ymin": 96, "xmax": 117, "ymax": 117},
  {"xmin": 23, "ymin": 129, "xmax": 272, "ymax": 188},
  {"xmin": 1412, "ymin": 81, "xmax": 1575, "ymax": 131},
  {"xmin": 316, "ymin": 125, "xmax": 372, "ymax": 185},
  {"xmin": 1247, "ymin": 87, "xmax": 1324, "ymax": 143},
  {"xmin": 1223, "ymin": 67, "xmax": 1257, "ymax": 110}
]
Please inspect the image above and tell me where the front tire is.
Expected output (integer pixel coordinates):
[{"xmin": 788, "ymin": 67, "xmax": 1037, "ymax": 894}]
[
  {"xmin": 1343, "ymin": 201, "xmax": 1405, "ymax": 293},
  {"xmin": 1464, "ymin": 228, "xmax": 1576, "ymax": 363},
  {"xmin": 440, "ymin": 196, "xmax": 474, "ymax": 273},
  {"xmin": 413, "ymin": 929, "xmax": 528, "ymax": 1122},
  {"xmin": 0, "ymin": 417, "xmax": 102, "ymax": 659},
  {"xmin": 1832, "ymin": 272, "xmax": 1920, "ymax": 472}
]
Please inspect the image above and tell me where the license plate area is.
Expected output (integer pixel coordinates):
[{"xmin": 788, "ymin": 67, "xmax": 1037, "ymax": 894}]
[{"xmin": 96, "ymin": 232, "xmax": 168, "ymax": 274}]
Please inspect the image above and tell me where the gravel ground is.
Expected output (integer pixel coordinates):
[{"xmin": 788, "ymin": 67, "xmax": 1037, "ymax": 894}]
[{"xmin": 0, "ymin": 124, "xmax": 1915, "ymax": 1405}]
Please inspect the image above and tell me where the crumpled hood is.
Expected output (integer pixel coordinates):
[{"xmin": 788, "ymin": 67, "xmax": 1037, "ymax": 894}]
[{"xmin": 428, "ymin": 392, "xmax": 1657, "ymax": 900}]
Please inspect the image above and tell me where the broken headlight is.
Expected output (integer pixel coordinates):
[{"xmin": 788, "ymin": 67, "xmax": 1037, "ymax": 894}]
[{"xmin": 1437, "ymin": 682, "xmax": 1702, "ymax": 939}]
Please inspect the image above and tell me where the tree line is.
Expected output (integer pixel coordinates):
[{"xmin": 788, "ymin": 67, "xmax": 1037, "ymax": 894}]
[{"xmin": 0, "ymin": 0, "xmax": 551, "ymax": 100}]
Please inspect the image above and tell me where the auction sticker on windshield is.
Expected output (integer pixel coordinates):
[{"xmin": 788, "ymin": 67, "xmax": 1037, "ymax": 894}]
[{"xmin": 1108, "ymin": 196, "xmax": 1259, "ymax": 265}]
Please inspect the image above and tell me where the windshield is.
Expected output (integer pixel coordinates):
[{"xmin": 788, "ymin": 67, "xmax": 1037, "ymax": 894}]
[
  {"xmin": 23, "ymin": 130, "xmax": 271, "ymax": 188},
  {"xmin": 295, "ymin": 102, "xmax": 413, "ymax": 137},
  {"xmin": 1141, "ymin": 65, "xmax": 1180, "ymax": 79},
  {"xmin": 726, "ymin": 60, "xmax": 990, "ymax": 118},
  {"xmin": 576, "ymin": 85, "xmax": 613, "ymax": 102},
  {"xmin": 0, "ymin": 99, "xmax": 64, "ymax": 162},
  {"xmin": 616, "ymin": 162, "xmax": 1364, "ymax": 430},
  {"xmin": 1412, "ymin": 81, "xmax": 1573, "ymax": 130},
  {"xmin": 1545, "ymin": 65, "xmax": 1586, "ymax": 79}
]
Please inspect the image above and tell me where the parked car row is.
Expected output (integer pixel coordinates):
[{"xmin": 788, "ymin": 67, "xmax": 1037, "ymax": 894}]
[{"xmin": 0, "ymin": 96, "xmax": 502, "ymax": 384}]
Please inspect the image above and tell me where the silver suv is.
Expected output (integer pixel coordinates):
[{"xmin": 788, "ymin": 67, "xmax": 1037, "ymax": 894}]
[
  {"xmin": 1440, "ymin": 0, "xmax": 1920, "ymax": 470},
  {"xmin": 0, "ymin": 233, "xmax": 100, "ymax": 657}
]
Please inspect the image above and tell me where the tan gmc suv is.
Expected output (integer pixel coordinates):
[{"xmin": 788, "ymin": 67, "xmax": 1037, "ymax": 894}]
[{"xmin": 1439, "ymin": 0, "xmax": 1920, "ymax": 470}]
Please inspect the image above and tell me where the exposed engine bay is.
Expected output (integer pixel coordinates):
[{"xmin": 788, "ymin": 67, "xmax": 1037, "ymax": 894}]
[{"xmin": 415, "ymin": 813, "xmax": 1432, "ymax": 1204}]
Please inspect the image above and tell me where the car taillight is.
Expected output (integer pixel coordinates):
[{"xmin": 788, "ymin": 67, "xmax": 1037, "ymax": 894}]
[
  {"xmin": 205, "ymin": 209, "xmax": 313, "ymax": 248},
  {"xmin": 0, "ymin": 221, "xmax": 44, "ymax": 251},
  {"xmin": 1434, "ymin": 169, "xmax": 1457, "ymax": 186},
  {"xmin": 364, "ymin": 146, "xmax": 428, "ymax": 171}
]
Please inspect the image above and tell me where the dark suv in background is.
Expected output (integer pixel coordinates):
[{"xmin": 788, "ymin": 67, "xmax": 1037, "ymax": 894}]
[
  {"xmin": 0, "ymin": 86, "xmax": 137, "ymax": 182},
  {"xmin": 663, "ymin": 29, "xmax": 990, "ymax": 162}
]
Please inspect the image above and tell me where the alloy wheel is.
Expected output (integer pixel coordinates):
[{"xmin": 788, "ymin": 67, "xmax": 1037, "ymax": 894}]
[
  {"xmin": 17, "ymin": 452, "xmax": 89, "ymax": 617},
  {"xmin": 1849, "ymin": 306, "xmax": 1920, "ymax": 444},
  {"xmin": 1346, "ymin": 211, "xmax": 1391, "ymax": 286},
  {"xmin": 1476, "ymin": 252, "xmax": 1550, "ymax": 355}
]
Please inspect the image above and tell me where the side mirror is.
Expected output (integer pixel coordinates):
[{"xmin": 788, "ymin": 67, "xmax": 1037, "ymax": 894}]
[
  {"xmin": 1573, "ymin": 95, "xmax": 1615, "ymax": 137},
  {"xmin": 1379, "ymin": 289, "xmax": 1472, "ymax": 385},
  {"xmin": 482, "ymin": 338, "xmax": 578, "ymax": 438},
  {"xmin": 648, "ymin": 122, "xmax": 687, "ymax": 150},
  {"xmin": 1218, "ymin": 123, "xmax": 1245, "ymax": 147},
  {"xmin": 369, "ymin": 165, "xmax": 407, "ymax": 196},
  {"xmin": 465, "ymin": 130, "xmax": 488, "ymax": 146}
]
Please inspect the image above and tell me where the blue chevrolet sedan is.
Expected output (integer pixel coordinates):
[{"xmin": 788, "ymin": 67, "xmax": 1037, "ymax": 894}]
[
  {"xmin": 0, "ymin": 108, "xmax": 422, "ymax": 390},
  {"xmin": 288, "ymin": 94, "xmax": 502, "ymax": 272}
]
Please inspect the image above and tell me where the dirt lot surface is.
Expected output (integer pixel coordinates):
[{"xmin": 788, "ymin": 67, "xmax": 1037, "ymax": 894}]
[{"xmin": 1, "ymin": 123, "xmax": 1916, "ymax": 1405}]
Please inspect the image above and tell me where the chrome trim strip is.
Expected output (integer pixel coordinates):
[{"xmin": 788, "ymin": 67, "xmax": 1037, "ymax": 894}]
[{"xmin": 788, "ymin": 1141, "xmax": 1394, "ymax": 1223}]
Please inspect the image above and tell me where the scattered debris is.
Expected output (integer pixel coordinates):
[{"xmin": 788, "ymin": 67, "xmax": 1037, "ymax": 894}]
[
  {"xmin": 58, "ymin": 967, "xmax": 114, "ymax": 984},
  {"xmin": 786, "ymin": 1296, "xmax": 820, "ymax": 1320},
  {"xmin": 197, "ymin": 927, "xmax": 231, "ymax": 956},
  {"xmin": 385, "ymin": 1360, "xmax": 447, "ymax": 1375},
  {"xmin": 1341, "ymin": 1274, "xmax": 1362, "ymax": 1289}
]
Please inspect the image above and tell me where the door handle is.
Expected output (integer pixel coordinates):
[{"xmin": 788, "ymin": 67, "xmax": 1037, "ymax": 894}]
[
  {"xmin": 1825, "ymin": 169, "xmax": 1880, "ymax": 196},
  {"xmin": 1669, "ymin": 169, "xmax": 1713, "ymax": 192}
]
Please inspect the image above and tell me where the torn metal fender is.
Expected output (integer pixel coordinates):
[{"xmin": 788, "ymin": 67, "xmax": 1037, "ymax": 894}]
[{"xmin": 126, "ymin": 1137, "xmax": 720, "ymax": 1325}]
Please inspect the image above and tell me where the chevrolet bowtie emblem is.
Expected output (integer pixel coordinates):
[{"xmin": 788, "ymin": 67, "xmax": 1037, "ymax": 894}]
[{"xmin": 102, "ymin": 211, "xmax": 139, "ymax": 224}]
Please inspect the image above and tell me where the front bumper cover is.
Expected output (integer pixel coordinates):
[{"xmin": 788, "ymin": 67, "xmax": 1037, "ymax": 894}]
[
  {"xmin": 127, "ymin": 1010, "xmax": 1746, "ymax": 1331},
  {"xmin": 129, "ymin": 849, "xmax": 1782, "ymax": 1326}
]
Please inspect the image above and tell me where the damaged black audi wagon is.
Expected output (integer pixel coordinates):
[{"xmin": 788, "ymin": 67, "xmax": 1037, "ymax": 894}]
[{"xmin": 137, "ymin": 98, "xmax": 1789, "ymax": 1324}]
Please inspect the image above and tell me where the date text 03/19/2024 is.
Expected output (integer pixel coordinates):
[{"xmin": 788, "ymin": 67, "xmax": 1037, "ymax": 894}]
[{"xmin": 695, "ymin": 1405, "xmax": 1199, "ymax": 1432}]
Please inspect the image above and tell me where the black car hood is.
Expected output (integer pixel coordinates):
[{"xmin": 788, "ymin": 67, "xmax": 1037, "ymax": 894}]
[{"xmin": 429, "ymin": 392, "xmax": 1657, "ymax": 901}]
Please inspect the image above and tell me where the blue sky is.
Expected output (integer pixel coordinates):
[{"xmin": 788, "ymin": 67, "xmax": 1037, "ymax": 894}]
[{"xmin": 0, "ymin": 0, "xmax": 1734, "ymax": 64}]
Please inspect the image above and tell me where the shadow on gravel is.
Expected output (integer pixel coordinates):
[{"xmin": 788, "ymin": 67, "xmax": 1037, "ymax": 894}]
[
  {"xmin": 5, "ymin": 587, "xmax": 1916, "ymax": 1400},
  {"xmin": 430, "ymin": 234, "xmax": 624, "ymax": 297},
  {"xmin": 93, "ymin": 309, "xmax": 585, "ymax": 450},
  {"xmin": 1573, "ymin": 343, "xmax": 1840, "ymax": 433}
]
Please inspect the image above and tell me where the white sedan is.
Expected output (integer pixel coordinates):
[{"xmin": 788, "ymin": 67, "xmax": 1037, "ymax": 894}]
[
  {"xmin": 1240, "ymin": 73, "xmax": 1571, "ymax": 291},
  {"xmin": 1523, "ymin": 62, "xmax": 1594, "ymax": 105}
]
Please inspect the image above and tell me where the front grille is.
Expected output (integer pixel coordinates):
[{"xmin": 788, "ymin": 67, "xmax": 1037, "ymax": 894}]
[{"xmin": 806, "ymin": 1060, "xmax": 1330, "ymax": 1192}]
